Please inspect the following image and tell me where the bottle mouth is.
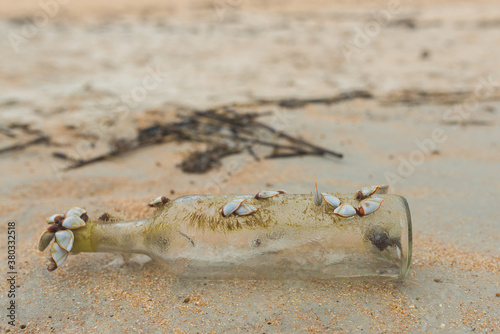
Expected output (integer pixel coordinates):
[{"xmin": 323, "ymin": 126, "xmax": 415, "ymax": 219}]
[{"xmin": 397, "ymin": 195, "xmax": 413, "ymax": 280}]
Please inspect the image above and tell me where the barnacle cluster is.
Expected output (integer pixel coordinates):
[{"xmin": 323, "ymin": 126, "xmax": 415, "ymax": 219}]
[
  {"xmin": 221, "ymin": 189, "xmax": 287, "ymax": 217},
  {"xmin": 221, "ymin": 199, "xmax": 258, "ymax": 217},
  {"xmin": 37, "ymin": 207, "xmax": 88, "ymax": 271},
  {"xmin": 314, "ymin": 184, "xmax": 387, "ymax": 217},
  {"xmin": 221, "ymin": 184, "xmax": 388, "ymax": 219}
]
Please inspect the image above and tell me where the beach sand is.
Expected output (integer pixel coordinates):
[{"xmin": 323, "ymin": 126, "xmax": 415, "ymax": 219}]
[{"xmin": 0, "ymin": 0, "xmax": 499, "ymax": 332}]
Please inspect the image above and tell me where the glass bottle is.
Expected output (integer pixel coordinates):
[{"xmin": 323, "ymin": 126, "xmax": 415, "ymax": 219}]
[{"xmin": 39, "ymin": 187, "xmax": 412, "ymax": 280}]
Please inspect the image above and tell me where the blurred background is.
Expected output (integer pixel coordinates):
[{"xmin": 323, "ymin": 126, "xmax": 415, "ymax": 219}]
[{"xmin": 0, "ymin": 0, "xmax": 499, "ymax": 332}]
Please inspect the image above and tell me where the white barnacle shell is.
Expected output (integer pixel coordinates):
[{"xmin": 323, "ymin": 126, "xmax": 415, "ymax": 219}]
[
  {"xmin": 222, "ymin": 199, "xmax": 245, "ymax": 217},
  {"xmin": 255, "ymin": 190, "xmax": 280, "ymax": 199},
  {"xmin": 149, "ymin": 196, "xmax": 169, "ymax": 207},
  {"xmin": 333, "ymin": 204, "xmax": 357, "ymax": 218},
  {"xmin": 320, "ymin": 193, "xmax": 341, "ymax": 208},
  {"xmin": 66, "ymin": 207, "xmax": 87, "ymax": 218},
  {"xmin": 62, "ymin": 216, "xmax": 86, "ymax": 229},
  {"xmin": 149, "ymin": 196, "xmax": 163, "ymax": 206},
  {"xmin": 357, "ymin": 185, "xmax": 378, "ymax": 199},
  {"xmin": 356, "ymin": 185, "xmax": 389, "ymax": 200},
  {"xmin": 358, "ymin": 197, "xmax": 384, "ymax": 216},
  {"xmin": 313, "ymin": 182, "xmax": 322, "ymax": 206},
  {"xmin": 51, "ymin": 242, "xmax": 69, "ymax": 267},
  {"xmin": 234, "ymin": 203, "xmax": 258, "ymax": 216},
  {"xmin": 55, "ymin": 230, "xmax": 75, "ymax": 252},
  {"xmin": 46, "ymin": 214, "xmax": 64, "ymax": 224},
  {"xmin": 38, "ymin": 231, "xmax": 55, "ymax": 251}
]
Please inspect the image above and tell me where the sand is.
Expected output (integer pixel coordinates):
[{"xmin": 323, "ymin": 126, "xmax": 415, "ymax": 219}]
[{"xmin": 0, "ymin": 0, "xmax": 499, "ymax": 332}]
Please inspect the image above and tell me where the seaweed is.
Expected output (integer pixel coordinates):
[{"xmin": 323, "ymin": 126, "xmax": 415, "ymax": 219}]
[{"xmin": 58, "ymin": 107, "xmax": 345, "ymax": 173}]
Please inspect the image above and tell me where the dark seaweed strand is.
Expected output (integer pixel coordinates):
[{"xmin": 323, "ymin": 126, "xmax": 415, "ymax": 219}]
[{"xmin": 55, "ymin": 102, "xmax": 344, "ymax": 171}]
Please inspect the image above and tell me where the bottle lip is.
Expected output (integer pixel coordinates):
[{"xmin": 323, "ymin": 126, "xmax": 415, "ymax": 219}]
[{"xmin": 397, "ymin": 195, "xmax": 413, "ymax": 281}]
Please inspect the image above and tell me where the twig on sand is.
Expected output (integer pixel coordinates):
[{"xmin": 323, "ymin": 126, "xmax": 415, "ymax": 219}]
[
  {"xmin": 0, "ymin": 136, "xmax": 49, "ymax": 154},
  {"xmin": 255, "ymin": 122, "xmax": 343, "ymax": 159},
  {"xmin": 257, "ymin": 90, "xmax": 373, "ymax": 109}
]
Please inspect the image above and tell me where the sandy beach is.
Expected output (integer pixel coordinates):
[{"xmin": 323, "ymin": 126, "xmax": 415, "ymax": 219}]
[{"xmin": 0, "ymin": 0, "xmax": 499, "ymax": 332}]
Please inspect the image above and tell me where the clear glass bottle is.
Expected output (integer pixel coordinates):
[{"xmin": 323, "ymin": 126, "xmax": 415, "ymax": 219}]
[{"xmin": 61, "ymin": 191, "xmax": 412, "ymax": 280}]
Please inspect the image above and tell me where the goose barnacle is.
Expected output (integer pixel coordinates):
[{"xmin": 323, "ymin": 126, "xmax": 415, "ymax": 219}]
[
  {"xmin": 358, "ymin": 197, "xmax": 384, "ymax": 216},
  {"xmin": 356, "ymin": 185, "xmax": 389, "ymax": 200},
  {"xmin": 51, "ymin": 243, "xmax": 69, "ymax": 267},
  {"xmin": 38, "ymin": 231, "xmax": 55, "ymax": 251},
  {"xmin": 222, "ymin": 199, "xmax": 245, "ymax": 217},
  {"xmin": 255, "ymin": 190, "xmax": 287, "ymax": 199},
  {"xmin": 320, "ymin": 193, "xmax": 341, "ymax": 208},
  {"xmin": 255, "ymin": 191, "xmax": 279, "ymax": 199},
  {"xmin": 62, "ymin": 216, "xmax": 86, "ymax": 229},
  {"xmin": 46, "ymin": 214, "xmax": 64, "ymax": 224},
  {"xmin": 65, "ymin": 207, "xmax": 87, "ymax": 218},
  {"xmin": 333, "ymin": 204, "xmax": 357, "ymax": 218},
  {"xmin": 149, "ymin": 196, "xmax": 170, "ymax": 207},
  {"xmin": 234, "ymin": 203, "xmax": 258, "ymax": 216},
  {"xmin": 55, "ymin": 230, "xmax": 75, "ymax": 252}
]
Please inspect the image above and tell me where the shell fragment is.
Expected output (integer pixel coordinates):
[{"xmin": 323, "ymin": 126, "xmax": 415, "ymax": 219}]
[
  {"xmin": 359, "ymin": 197, "xmax": 384, "ymax": 216},
  {"xmin": 321, "ymin": 193, "xmax": 341, "ymax": 208},
  {"xmin": 55, "ymin": 230, "xmax": 75, "ymax": 252},
  {"xmin": 234, "ymin": 203, "xmax": 258, "ymax": 216},
  {"xmin": 62, "ymin": 216, "xmax": 86, "ymax": 229},
  {"xmin": 333, "ymin": 204, "xmax": 357, "ymax": 218},
  {"xmin": 222, "ymin": 199, "xmax": 245, "ymax": 217}
]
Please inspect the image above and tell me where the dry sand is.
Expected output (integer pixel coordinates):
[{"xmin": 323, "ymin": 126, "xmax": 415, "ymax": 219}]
[{"xmin": 0, "ymin": 0, "xmax": 499, "ymax": 333}]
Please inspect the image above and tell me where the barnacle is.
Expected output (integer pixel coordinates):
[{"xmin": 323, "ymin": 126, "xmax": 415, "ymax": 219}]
[
  {"xmin": 320, "ymin": 193, "xmax": 341, "ymax": 208},
  {"xmin": 254, "ymin": 190, "xmax": 286, "ymax": 199},
  {"xmin": 38, "ymin": 207, "xmax": 88, "ymax": 271},
  {"xmin": 333, "ymin": 204, "xmax": 357, "ymax": 218},
  {"xmin": 149, "ymin": 196, "xmax": 170, "ymax": 207},
  {"xmin": 358, "ymin": 197, "xmax": 384, "ymax": 216},
  {"xmin": 221, "ymin": 199, "xmax": 245, "ymax": 217}
]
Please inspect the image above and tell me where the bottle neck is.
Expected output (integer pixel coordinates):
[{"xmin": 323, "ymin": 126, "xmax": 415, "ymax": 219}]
[{"xmin": 71, "ymin": 220, "xmax": 149, "ymax": 254}]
